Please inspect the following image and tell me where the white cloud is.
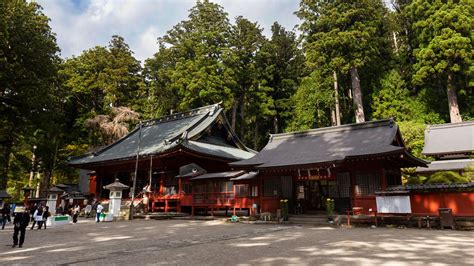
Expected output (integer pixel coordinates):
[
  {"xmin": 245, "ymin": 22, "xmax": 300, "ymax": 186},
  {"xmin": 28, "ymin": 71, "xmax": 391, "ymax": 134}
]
[{"xmin": 37, "ymin": 0, "xmax": 300, "ymax": 62}]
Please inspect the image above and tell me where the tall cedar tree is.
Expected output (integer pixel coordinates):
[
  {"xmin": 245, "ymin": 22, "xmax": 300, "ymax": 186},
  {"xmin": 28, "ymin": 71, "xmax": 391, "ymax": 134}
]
[
  {"xmin": 405, "ymin": 0, "xmax": 472, "ymax": 123},
  {"xmin": 297, "ymin": 0, "xmax": 390, "ymax": 123},
  {"xmin": 226, "ymin": 16, "xmax": 266, "ymax": 135},
  {"xmin": 0, "ymin": 0, "xmax": 60, "ymax": 190},
  {"xmin": 155, "ymin": 0, "xmax": 233, "ymax": 111},
  {"xmin": 259, "ymin": 22, "xmax": 304, "ymax": 134}
]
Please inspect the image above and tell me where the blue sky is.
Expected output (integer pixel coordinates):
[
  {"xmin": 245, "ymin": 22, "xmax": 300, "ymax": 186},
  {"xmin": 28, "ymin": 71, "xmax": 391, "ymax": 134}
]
[{"xmin": 37, "ymin": 0, "xmax": 301, "ymax": 63}]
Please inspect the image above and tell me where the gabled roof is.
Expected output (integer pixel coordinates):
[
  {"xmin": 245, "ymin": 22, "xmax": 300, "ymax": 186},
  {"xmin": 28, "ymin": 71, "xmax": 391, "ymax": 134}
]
[
  {"xmin": 231, "ymin": 119, "xmax": 427, "ymax": 169},
  {"xmin": 416, "ymin": 158, "xmax": 474, "ymax": 173},
  {"xmin": 68, "ymin": 103, "xmax": 255, "ymax": 167},
  {"xmin": 422, "ymin": 121, "xmax": 474, "ymax": 156}
]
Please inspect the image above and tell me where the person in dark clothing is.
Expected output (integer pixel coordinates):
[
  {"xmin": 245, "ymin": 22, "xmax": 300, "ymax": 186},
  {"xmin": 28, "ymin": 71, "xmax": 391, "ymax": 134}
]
[
  {"xmin": 12, "ymin": 208, "xmax": 30, "ymax": 248},
  {"xmin": 1, "ymin": 204, "xmax": 11, "ymax": 230},
  {"xmin": 40, "ymin": 206, "xmax": 50, "ymax": 229}
]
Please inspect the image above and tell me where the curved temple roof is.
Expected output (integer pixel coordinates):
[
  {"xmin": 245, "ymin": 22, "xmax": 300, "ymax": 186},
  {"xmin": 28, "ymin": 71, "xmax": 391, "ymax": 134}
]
[
  {"xmin": 68, "ymin": 103, "xmax": 255, "ymax": 167},
  {"xmin": 231, "ymin": 119, "xmax": 427, "ymax": 169}
]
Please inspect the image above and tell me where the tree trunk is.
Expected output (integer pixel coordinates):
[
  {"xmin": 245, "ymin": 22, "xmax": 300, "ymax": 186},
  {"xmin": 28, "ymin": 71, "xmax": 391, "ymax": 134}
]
[
  {"xmin": 333, "ymin": 71, "xmax": 341, "ymax": 126},
  {"xmin": 0, "ymin": 142, "xmax": 12, "ymax": 190},
  {"xmin": 350, "ymin": 67, "xmax": 365, "ymax": 123},
  {"xmin": 447, "ymin": 73, "xmax": 462, "ymax": 123},
  {"xmin": 254, "ymin": 120, "xmax": 259, "ymax": 150},
  {"xmin": 231, "ymin": 100, "xmax": 239, "ymax": 132},
  {"xmin": 392, "ymin": 31, "xmax": 399, "ymax": 53},
  {"xmin": 40, "ymin": 169, "xmax": 51, "ymax": 198},
  {"xmin": 331, "ymin": 109, "xmax": 336, "ymax": 126},
  {"xmin": 273, "ymin": 116, "xmax": 279, "ymax": 134},
  {"xmin": 240, "ymin": 97, "xmax": 245, "ymax": 137}
]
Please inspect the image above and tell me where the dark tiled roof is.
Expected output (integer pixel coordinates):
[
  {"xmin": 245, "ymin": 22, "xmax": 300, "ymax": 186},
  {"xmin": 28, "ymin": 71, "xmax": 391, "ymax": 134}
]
[
  {"xmin": 387, "ymin": 182, "xmax": 474, "ymax": 191},
  {"xmin": 68, "ymin": 104, "xmax": 255, "ymax": 166},
  {"xmin": 422, "ymin": 121, "xmax": 474, "ymax": 156},
  {"xmin": 0, "ymin": 190, "xmax": 12, "ymax": 198},
  {"xmin": 416, "ymin": 158, "xmax": 474, "ymax": 173},
  {"xmin": 231, "ymin": 119, "xmax": 426, "ymax": 169},
  {"xmin": 190, "ymin": 170, "xmax": 245, "ymax": 180}
]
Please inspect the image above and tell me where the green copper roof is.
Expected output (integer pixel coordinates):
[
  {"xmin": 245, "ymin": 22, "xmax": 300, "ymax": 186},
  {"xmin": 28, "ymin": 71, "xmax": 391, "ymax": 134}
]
[{"xmin": 69, "ymin": 103, "xmax": 255, "ymax": 167}]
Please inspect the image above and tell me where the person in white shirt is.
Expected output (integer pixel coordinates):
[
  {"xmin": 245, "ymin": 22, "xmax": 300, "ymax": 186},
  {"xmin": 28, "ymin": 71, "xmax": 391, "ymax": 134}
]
[{"xmin": 95, "ymin": 203, "xmax": 104, "ymax": 223}]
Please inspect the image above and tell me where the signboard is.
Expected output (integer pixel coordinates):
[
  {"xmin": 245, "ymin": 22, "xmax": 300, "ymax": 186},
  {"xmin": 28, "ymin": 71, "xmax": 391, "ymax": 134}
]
[{"xmin": 376, "ymin": 195, "xmax": 411, "ymax": 214}]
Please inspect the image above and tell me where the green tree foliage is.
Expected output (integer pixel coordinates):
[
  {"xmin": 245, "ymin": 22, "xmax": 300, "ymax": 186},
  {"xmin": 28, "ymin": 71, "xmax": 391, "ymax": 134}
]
[
  {"xmin": 150, "ymin": 0, "xmax": 233, "ymax": 111},
  {"xmin": 371, "ymin": 70, "xmax": 442, "ymax": 123},
  {"xmin": 0, "ymin": 0, "xmax": 60, "ymax": 190},
  {"xmin": 425, "ymin": 171, "xmax": 470, "ymax": 184},
  {"xmin": 289, "ymin": 69, "xmax": 334, "ymax": 131},
  {"xmin": 405, "ymin": 0, "xmax": 473, "ymax": 123},
  {"xmin": 258, "ymin": 22, "xmax": 304, "ymax": 134},
  {"xmin": 60, "ymin": 35, "xmax": 143, "ymax": 146},
  {"xmin": 226, "ymin": 16, "xmax": 266, "ymax": 134},
  {"xmin": 297, "ymin": 0, "xmax": 391, "ymax": 123}
]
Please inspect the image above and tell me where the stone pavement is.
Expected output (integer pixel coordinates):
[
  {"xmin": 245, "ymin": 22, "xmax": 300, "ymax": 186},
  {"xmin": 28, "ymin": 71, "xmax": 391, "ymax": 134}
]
[{"xmin": 0, "ymin": 218, "xmax": 473, "ymax": 265}]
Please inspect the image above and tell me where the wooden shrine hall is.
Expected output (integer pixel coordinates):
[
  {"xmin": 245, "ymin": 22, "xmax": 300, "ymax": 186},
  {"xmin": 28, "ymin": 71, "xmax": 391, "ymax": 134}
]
[
  {"xmin": 68, "ymin": 103, "xmax": 258, "ymax": 214},
  {"xmin": 230, "ymin": 119, "xmax": 428, "ymax": 215}
]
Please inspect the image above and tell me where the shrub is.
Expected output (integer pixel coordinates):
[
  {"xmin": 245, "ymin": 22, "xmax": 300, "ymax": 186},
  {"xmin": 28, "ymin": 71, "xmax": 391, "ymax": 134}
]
[{"xmin": 425, "ymin": 171, "xmax": 470, "ymax": 184}]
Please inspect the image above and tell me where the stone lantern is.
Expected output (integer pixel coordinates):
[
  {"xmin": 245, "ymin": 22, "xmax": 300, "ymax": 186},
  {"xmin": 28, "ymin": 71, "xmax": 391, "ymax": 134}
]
[
  {"xmin": 0, "ymin": 190, "xmax": 12, "ymax": 209},
  {"xmin": 103, "ymin": 178, "xmax": 129, "ymax": 220},
  {"xmin": 46, "ymin": 187, "xmax": 63, "ymax": 215}
]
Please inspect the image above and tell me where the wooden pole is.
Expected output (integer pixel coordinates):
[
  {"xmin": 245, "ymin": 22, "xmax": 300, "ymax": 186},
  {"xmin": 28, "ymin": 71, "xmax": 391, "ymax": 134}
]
[{"xmin": 129, "ymin": 121, "xmax": 142, "ymax": 220}]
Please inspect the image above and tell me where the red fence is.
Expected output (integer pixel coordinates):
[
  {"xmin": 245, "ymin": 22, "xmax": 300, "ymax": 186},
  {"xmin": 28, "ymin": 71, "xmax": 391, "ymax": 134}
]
[{"xmin": 410, "ymin": 191, "xmax": 474, "ymax": 216}]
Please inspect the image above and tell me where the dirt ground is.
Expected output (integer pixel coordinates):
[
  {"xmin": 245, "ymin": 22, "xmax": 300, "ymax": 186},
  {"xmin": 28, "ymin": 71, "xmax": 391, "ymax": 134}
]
[{"xmin": 0, "ymin": 218, "xmax": 473, "ymax": 265}]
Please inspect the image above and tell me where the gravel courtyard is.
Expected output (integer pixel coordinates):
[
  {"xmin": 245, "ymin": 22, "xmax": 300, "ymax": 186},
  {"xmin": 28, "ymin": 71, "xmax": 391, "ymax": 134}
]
[{"xmin": 0, "ymin": 219, "xmax": 473, "ymax": 265}]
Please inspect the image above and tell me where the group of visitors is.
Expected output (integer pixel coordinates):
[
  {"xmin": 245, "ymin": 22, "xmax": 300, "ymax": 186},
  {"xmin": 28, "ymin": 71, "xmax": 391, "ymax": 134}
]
[
  {"xmin": 4, "ymin": 199, "xmax": 105, "ymax": 249},
  {"xmin": 30, "ymin": 204, "xmax": 51, "ymax": 230}
]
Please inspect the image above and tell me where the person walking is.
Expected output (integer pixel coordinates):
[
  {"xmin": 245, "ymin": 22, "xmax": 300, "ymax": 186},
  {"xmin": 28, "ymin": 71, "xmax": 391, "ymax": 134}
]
[
  {"xmin": 40, "ymin": 206, "xmax": 50, "ymax": 229},
  {"xmin": 72, "ymin": 204, "xmax": 80, "ymax": 223},
  {"xmin": 96, "ymin": 202, "xmax": 103, "ymax": 223},
  {"xmin": 12, "ymin": 208, "xmax": 30, "ymax": 248},
  {"xmin": 1, "ymin": 204, "xmax": 11, "ymax": 230},
  {"xmin": 31, "ymin": 205, "xmax": 44, "ymax": 230}
]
